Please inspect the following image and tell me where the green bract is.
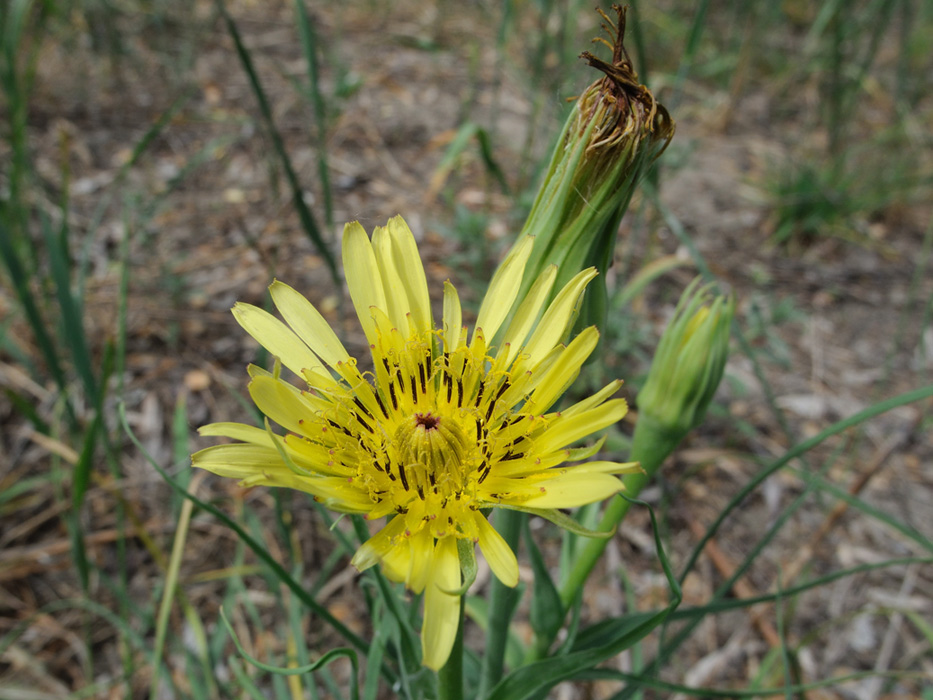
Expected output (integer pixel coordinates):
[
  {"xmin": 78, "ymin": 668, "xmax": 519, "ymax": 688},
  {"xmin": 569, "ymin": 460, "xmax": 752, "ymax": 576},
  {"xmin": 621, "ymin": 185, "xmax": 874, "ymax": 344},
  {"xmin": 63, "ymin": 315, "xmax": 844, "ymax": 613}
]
[
  {"xmin": 510, "ymin": 7, "xmax": 675, "ymax": 332},
  {"xmin": 637, "ymin": 279, "xmax": 735, "ymax": 439}
]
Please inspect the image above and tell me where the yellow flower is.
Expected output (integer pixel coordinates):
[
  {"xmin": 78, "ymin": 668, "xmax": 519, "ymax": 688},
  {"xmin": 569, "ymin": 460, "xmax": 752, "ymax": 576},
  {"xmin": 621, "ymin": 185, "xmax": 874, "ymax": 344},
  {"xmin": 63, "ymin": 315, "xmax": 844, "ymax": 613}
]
[{"xmin": 193, "ymin": 215, "xmax": 637, "ymax": 670}]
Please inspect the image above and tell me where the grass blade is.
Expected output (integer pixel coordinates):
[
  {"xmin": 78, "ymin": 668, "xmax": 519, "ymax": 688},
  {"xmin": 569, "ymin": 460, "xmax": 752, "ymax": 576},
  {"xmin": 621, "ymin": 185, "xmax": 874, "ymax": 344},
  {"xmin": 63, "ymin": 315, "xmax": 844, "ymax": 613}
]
[
  {"xmin": 119, "ymin": 403, "xmax": 377, "ymax": 663},
  {"xmin": 0, "ymin": 219, "xmax": 74, "ymax": 425},
  {"xmin": 293, "ymin": 0, "xmax": 334, "ymax": 230},
  {"xmin": 217, "ymin": 0, "xmax": 338, "ymax": 286}
]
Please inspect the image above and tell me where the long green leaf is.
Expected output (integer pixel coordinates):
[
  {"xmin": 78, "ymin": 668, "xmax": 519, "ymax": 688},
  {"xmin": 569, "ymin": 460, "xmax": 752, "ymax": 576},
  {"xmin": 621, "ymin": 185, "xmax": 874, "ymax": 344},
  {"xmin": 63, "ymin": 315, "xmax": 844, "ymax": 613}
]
[
  {"xmin": 594, "ymin": 668, "xmax": 928, "ymax": 698},
  {"xmin": 0, "ymin": 219, "xmax": 73, "ymax": 424},
  {"xmin": 487, "ymin": 496, "xmax": 682, "ymax": 700},
  {"xmin": 670, "ymin": 556, "xmax": 932, "ymax": 619},
  {"xmin": 523, "ymin": 519, "xmax": 562, "ymax": 654}
]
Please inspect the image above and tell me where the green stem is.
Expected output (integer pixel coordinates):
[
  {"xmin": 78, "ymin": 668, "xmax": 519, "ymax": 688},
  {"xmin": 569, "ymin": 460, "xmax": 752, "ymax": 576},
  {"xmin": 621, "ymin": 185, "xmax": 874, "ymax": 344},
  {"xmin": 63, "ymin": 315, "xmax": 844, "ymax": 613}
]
[
  {"xmin": 558, "ymin": 414, "xmax": 683, "ymax": 609},
  {"xmin": 522, "ymin": 413, "xmax": 684, "ymax": 663},
  {"xmin": 477, "ymin": 509, "xmax": 522, "ymax": 698},
  {"xmin": 438, "ymin": 596, "xmax": 465, "ymax": 700}
]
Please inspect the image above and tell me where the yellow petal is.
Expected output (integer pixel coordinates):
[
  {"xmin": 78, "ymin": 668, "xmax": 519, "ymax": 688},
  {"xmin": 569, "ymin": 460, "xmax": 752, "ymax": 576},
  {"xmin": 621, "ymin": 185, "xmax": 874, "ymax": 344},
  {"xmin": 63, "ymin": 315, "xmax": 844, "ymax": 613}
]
[
  {"xmin": 520, "ymin": 267, "xmax": 598, "ymax": 368},
  {"xmin": 442, "ymin": 280, "xmax": 462, "ymax": 352},
  {"xmin": 525, "ymin": 326, "xmax": 600, "ymax": 413},
  {"xmin": 421, "ymin": 537, "xmax": 461, "ymax": 670},
  {"xmin": 474, "ymin": 234, "xmax": 535, "ymax": 343},
  {"xmin": 351, "ymin": 516, "xmax": 408, "ymax": 573},
  {"xmin": 193, "ymin": 445, "xmax": 367, "ymax": 507},
  {"xmin": 342, "ymin": 221, "xmax": 387, "ymax": 343},
  {"xmin": 372, "ymin": 224, "xmax": 410, "ymax": 332},
  {"xmin": 475, "ymin": 513, "xmax": 518, "ymax": 587},
  {"xmin": 269, "ymin": 280, "xmax": 350, "ymax": 368},
  {"xmin": 388, "ymin": 215, "xmax": 432, "ymax": 334},
  {"xmin": 192, "ymin": 444, "xmax": 281, "ymax": 476},
  {"xmin": 499, "ymin": 264, "xmax": 557, "ymax": 368},
  {"xmin": 559, "ymin": 379, "xmax": 624, "ymax": 418},
  {"xmin": 247, "ymin": 375, "xmax": 318, "ymax": 436},
  {"xmin": 566, "ymin": 460, "xmax": 642, "ymax": 475},
  {"xmin": 407, "ymin": 527, "xmax": 435, "ymax": 594},
  {"xmin": 198, "ymin": 422, "xmax": 273, "ymax": 445},
  {"xmin": 494, "ymin": 472, "xmax": 625, "ymax": 508},
  {"xmin": 195, "ymin": 424, "xmax": 346, "ymax": 476},
  {"xmin": 483, "ymin": 467, "xmax": 625, "ymax": 508},
  {"xmin": 533, "ymin": 399, "xmax": 628, "ymax": 454},
  {"xmin": 232, "ymin": 302, "xmax": 326, "ymax": 377}
]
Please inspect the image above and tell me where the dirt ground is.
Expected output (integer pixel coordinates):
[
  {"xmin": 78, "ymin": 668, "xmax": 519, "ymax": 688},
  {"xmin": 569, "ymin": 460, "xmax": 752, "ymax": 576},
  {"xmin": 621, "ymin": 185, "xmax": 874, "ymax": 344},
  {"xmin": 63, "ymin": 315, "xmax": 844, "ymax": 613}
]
[{"xmin": 1, "ymin": 1, "xmax": 932, "ymax": 698}]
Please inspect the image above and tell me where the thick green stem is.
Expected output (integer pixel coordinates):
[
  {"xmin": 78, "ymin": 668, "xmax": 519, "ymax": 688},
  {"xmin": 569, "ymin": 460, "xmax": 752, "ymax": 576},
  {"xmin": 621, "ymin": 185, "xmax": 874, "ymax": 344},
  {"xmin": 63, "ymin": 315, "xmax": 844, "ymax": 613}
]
[
  {"xmin": 438, "ymin": 596, "xmax": 465, "ymax": 700},
  {"xmin": 558, "ymin": 414, "xmax": 684, "ymax": 609},
  {"xmin": 477, "ymin": 509, "xmax": 522, "ymax": 698}
]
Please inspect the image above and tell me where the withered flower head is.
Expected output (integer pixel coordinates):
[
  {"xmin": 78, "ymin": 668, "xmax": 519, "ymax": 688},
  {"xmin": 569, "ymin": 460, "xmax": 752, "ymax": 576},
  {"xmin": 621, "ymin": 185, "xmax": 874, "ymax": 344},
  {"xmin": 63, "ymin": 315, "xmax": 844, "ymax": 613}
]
[{"xmin": 514, "ymin": 5, "xmax": 675, "ymax": 333}]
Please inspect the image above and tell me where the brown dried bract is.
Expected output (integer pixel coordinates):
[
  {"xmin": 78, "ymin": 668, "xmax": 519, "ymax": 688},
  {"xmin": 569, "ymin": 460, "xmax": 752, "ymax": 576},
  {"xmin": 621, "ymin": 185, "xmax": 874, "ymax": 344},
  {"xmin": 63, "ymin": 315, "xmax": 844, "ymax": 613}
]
[{"xmin": 580, "ymin": 5, "xmax": 674, "ymax": 143}]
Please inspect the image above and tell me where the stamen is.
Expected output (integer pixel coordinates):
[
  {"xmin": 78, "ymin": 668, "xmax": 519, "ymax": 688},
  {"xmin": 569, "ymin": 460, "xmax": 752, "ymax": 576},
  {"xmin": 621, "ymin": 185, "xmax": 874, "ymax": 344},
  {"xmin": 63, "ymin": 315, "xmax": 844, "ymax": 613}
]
[
  {"xmin": 474, "ymin": 381, "xmax": 485, "ymax": 407},
  {"xmin": 399, "ymin": 463, "xmax": 410, "ymax": 491}
]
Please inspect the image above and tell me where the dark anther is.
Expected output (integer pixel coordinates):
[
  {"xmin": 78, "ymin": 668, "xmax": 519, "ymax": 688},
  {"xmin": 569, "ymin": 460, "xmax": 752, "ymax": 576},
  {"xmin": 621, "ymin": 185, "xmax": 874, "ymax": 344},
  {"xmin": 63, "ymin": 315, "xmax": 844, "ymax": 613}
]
[{"xmin": 399, "ymin": 463, "xmax": 410, "ymax": 491}]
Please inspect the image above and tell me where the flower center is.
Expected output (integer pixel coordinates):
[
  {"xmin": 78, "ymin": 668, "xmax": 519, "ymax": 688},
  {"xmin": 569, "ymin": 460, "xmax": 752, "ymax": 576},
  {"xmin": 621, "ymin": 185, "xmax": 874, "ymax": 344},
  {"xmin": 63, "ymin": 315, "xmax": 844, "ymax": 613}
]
[{"xmin": 393, "ymin": 411, "xmax": 473, "ymax": 500}]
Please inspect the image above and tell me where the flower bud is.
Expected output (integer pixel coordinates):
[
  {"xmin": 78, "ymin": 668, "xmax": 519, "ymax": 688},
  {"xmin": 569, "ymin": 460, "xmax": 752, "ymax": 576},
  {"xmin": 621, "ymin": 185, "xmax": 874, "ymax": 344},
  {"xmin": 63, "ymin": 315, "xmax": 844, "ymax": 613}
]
[
  {"xmin": 636, "ymin": 279, "xmax": 735, "ymax": 439},
  {"xmin": 512, "ymin": 5, "xmax": 675, "ymax": 331}
]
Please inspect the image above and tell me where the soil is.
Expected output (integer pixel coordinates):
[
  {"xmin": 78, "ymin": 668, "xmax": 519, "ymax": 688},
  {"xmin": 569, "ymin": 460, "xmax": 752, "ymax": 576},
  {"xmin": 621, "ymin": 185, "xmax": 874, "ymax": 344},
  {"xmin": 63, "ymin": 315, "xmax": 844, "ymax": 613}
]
[{"xmin": 1, "ymin": 1, "xmax": 931, "ymax": 699}]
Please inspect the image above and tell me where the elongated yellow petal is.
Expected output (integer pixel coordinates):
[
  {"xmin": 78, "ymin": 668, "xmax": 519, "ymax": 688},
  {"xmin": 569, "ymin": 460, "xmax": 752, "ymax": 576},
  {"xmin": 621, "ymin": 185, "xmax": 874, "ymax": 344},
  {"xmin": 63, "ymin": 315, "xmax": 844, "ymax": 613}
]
[
  {"xmin": 407, "ymin": 527, "xmax": 435, "ymax": 594},
  {"xmin": 421, "ymin": 537, "xmax": 461, "ymax": 670},
  {"xmin": 248, "ymin": 375, "xmax": 318, "ymax": 436},
  {"xmin": 193, "ymin": 445, "xmax": 367, "ymax": 507},
  {"xmin": 194, "ymin": 425, "xmax": 347, "ymax": 476},
  {"xmin": 559, "ymin": 379, "xmax": 623, "ymax": 418},
  {"xmin": 474, "ymin": 234, "xmax": 535, "ymax": 342},
  {"xmin": 565, "ymin": 459, "xmax": 641, "ymax": 475},
  {"xmin": 503, "ymin": 471, "xmax": 625, "ymax": 508},
  {"xmin": 442, "ymin": 280, "xmax": 462, "ymax": 352},
  {"xmin": 192, "ymin": 444, "xmax": 281, "ymax": 475},
  {"xmin": 476, "ymin": 513, "xmax": 519, "ymax": 587},
  {"xmin": 342, "ymin": 221, "xmax": 387, "ymax": 343},
  {"xmin": 499, "ymin": 264, "xmax": 557, "ymax": 368},
  {"xmin": 533, "ymin": 398, "xmax": 628, "ymax": 454},
  {"xmin": 525, "ymin": 326, "xmax": 601, "ymax": 413},
  {"xmin": 388, "ymin": 215, "xmax": 432, "ymax": 334},
  {"xmin": 198, "ymin": 422, "xmax": 273, "ymax": 445},
  {"xmin": 372, "ymin": 224, "xmax": 410, "ymax": 332},
  {"xmin": 269, "ymin": 280, "xmax": 350, "ymax": 368},
  {"xmin": 232, "ymin": 302, "xmax": 326, "ymax": 378},
  {"xmin": 520, "ymin": 267, "xmax": 598, "ymax": 368}
]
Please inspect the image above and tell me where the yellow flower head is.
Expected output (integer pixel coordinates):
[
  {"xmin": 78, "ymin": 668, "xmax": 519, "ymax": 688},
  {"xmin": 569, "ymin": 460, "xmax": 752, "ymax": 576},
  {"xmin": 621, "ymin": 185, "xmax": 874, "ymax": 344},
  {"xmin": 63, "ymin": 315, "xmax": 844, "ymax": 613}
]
[{"xmin": 193, "ymin": 215, "xmax": 637, "ymax": 670}]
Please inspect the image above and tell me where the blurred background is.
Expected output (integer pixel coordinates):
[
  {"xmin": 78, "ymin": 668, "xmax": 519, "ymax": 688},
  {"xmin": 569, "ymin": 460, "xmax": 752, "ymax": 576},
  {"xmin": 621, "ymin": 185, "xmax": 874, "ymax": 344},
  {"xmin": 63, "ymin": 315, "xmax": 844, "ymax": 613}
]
[{"xmin": 1, "ymin": 0, "xmax": 932, "ymax": 698}]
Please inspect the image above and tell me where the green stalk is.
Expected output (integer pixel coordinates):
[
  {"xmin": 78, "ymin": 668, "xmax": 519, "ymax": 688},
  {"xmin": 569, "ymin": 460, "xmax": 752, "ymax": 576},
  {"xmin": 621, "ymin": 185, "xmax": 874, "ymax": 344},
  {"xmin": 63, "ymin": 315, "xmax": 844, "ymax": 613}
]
[
  {"xmin": 477, "ymin": 509, "xmax": 522, "ymax": 698},
  {"xmin": 437, "ymin": 596, "xmax": 465, "ymax": 700},
  {"xmin": 559, "ymin": 413, "xmax": 681, "ymax": 609}
]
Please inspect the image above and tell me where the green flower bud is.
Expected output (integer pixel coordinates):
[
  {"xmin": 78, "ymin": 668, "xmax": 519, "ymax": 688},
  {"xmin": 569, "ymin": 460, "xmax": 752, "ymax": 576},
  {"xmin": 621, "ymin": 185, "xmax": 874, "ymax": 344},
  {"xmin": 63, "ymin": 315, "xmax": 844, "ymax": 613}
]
[
  {"xmin": 636, "ymin": 279, "xmax": 736, "ymax": 439},
  {"xmin": 513, "ymin": 6, "xmax": 675, "ymax": 332}
]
